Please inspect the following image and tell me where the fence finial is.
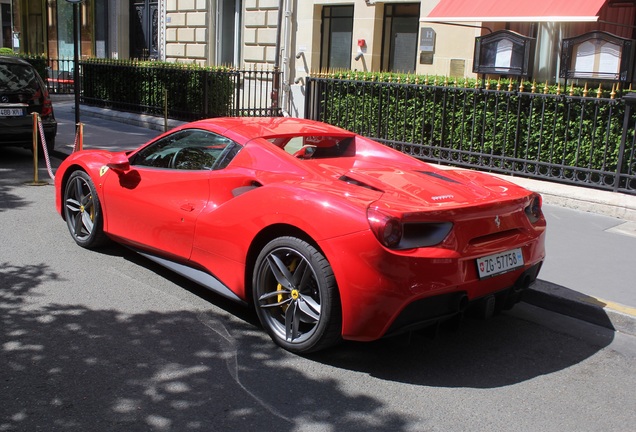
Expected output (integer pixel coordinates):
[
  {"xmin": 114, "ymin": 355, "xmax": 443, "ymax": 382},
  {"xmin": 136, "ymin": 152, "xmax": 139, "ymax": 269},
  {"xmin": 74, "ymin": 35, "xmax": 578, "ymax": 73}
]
[
  {"xmin": 556, "ymin": 83, "xmax": 561, "ymax": 95},
  {"xmin": 611, "ymin": 83, "xmax": 616, "ymax": 99},
  {"xmin": 496, "ymin": 78, "xmax": 501, "ymax": 91},
  {"xmin": 583, "ymin": 83, "xmax": 589, "ymax": 97},
  {"xmin": 570, "ymin": 83, "xmax": 575, "ymax": 96},
  {"xmin": 543, "ymin": 82, "xmax": 549, "ymax": 94},
  {"xmin": 597, "ymin": 83, "xmax": 603, "ymax": 98}
]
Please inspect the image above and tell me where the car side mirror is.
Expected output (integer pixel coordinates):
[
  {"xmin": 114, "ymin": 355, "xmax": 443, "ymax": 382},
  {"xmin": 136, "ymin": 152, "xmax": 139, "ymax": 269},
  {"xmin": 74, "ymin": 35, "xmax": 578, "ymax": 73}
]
[
  {"xmin": 107, "ymin": 153, "xmax": 131, "ymax": 172},
  {"xmin": 293, "ymin": 145, "xmax": 317, "ymax": 159}
]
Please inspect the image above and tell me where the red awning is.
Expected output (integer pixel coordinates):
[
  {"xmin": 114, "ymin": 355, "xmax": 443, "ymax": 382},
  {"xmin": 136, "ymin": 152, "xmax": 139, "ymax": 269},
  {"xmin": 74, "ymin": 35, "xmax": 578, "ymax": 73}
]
[{"xmin": 425, "ymin": 0, "xmax": 608, "ymax": 22}]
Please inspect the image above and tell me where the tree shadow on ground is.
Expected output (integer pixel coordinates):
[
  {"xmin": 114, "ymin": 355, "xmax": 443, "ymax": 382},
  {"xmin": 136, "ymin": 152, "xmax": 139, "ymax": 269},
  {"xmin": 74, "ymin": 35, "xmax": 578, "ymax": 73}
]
[
  {"xmin": 0, "ymin": 147, "xmax": 61, "ymax": 212},
  {"xmin": 1, "ymin": 261, "xmax": 411, "ymax": 432}
]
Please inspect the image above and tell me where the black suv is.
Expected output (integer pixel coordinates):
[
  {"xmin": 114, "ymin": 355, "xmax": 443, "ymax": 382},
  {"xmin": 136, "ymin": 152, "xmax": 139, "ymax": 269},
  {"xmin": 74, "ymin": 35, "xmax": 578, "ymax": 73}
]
[{"xmin": 0, "ymin": 55, "xmax": 57, "ymax": 153}]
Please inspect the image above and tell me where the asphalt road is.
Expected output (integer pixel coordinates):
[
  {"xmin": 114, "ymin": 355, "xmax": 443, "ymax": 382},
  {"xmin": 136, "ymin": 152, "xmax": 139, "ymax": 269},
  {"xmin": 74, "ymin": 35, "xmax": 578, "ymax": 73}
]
[{"xmin": 1, "ymin": 101, "xmax": 635, "ymax": 431}]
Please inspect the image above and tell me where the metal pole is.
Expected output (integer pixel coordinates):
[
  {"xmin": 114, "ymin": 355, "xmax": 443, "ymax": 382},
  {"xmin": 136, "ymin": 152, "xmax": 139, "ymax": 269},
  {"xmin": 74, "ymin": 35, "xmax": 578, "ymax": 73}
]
[
  {"xmin": 164, "ymin": 88, "xmax": 168, "ymax": 132},
  {"xmin": 271, "ymin": 0, "xmax": 284, "ymax": 111},
  {"xmin": 32, "ymin": 112, "xmax": 39, "ymax": 183},
  {"xmin": 73, "ymin": 2, "xmax": 80, "ymax": 130},
  {"xmin": 615, "ymin": 93, "xmax": 636, "ymax": 191}
]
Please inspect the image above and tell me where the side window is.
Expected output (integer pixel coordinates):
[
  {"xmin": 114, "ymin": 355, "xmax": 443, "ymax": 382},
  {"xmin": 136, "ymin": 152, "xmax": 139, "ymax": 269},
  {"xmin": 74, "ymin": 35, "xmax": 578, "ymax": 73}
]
[{"xmin": 131, "ymin": 129, "xmax": 241, "ymax": 170}]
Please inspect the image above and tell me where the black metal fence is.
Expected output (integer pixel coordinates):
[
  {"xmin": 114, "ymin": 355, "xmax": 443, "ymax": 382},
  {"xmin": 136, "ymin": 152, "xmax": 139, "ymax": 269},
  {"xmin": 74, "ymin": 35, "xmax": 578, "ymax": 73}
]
[
  {"xmin": 305, "ymin": 76, "xmax": 636, "ymax": 196},
  {"xmin": 43, "ymin": 58, "xmax": 281, "ymax": 120},
  {"xmin": 45, "ymin": 58, "xmax": 75, "ymax": 94}
]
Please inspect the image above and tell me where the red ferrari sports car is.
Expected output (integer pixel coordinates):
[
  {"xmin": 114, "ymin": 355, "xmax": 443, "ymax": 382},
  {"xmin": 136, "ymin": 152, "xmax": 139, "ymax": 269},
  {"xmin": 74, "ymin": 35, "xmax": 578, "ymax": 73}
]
[{"xmin": 55, "ymin": 117, "xmax": 546, "ymax": 353}]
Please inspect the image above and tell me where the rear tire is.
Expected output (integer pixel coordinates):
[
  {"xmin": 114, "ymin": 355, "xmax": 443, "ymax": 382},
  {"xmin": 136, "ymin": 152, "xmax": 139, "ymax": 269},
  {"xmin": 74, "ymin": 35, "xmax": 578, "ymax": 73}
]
[{"xmin": 252, "ymin": 236, "xmax": 342, "ymax": 353}]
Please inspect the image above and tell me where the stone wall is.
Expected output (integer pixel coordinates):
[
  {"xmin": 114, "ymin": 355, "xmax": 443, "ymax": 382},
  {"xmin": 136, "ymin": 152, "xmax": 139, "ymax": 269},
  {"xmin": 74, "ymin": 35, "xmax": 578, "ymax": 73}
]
[
  {"xmin": 162, "ymin": 0, "xmax": 280, "ymax": 67},
  {"xmin": 165, "ymin": 0, "xmax": 209, "ymax": 64},
  {"xmin": 244, "ymin": 0, "xmax": 280, "ymax": 67}
]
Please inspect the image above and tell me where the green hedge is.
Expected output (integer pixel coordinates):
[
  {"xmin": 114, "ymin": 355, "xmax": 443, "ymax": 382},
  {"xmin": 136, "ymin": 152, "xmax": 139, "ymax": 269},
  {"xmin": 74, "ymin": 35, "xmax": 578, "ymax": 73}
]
[
  {"xmin": 311, "ymin": 72, "xmax": 631, "ymax": 176},
  {"xmin": 81, "ymin": 59, "xmax": 236, "ymax": 120}
]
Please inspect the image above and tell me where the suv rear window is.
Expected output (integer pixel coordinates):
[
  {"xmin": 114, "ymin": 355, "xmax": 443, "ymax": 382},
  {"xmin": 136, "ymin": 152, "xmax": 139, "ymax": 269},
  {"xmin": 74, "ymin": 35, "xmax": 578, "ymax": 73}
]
[{"xmin": 0, "ymin": 63, "xmax": 39, "ymax": 93}]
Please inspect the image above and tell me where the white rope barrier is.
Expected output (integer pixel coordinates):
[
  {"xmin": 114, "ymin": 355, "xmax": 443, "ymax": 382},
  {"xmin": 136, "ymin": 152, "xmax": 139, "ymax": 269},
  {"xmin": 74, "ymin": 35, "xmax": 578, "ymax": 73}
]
[
  {"xmin": 33, "ymin": 114, "xmax": 83, "ymax": 182},
  {"xmin": 37, "ymin": 116, "xmax": 56, "ymax": 181}
]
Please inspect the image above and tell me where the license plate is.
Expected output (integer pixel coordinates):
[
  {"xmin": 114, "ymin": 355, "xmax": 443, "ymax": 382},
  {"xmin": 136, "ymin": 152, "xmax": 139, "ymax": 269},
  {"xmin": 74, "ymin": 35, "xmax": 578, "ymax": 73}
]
[
  {"xmin": 476, "ymin": 248, "xmax": 524, "ymax": 279},
  {"xmin": 0, "ymin": 108, "xmax": 25, "ymax": 117}
]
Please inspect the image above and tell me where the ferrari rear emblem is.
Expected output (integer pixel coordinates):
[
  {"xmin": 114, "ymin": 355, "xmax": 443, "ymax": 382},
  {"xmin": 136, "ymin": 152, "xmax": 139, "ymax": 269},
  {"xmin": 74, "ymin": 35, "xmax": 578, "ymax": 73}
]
[
  {"xmin": 494, "ymin": 215, "xmax": 501, "ymax": 229},
  {"xmin": 100, "ymin": 166, "xmax": 109, "ymax": 177}
]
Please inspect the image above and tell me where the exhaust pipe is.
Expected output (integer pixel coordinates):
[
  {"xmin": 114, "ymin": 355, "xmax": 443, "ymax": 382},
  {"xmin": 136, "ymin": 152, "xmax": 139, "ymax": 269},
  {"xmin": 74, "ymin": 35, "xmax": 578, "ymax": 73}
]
[{"xmin": 455, "ymin": 293, "xmax": 469, "ymax": 313}]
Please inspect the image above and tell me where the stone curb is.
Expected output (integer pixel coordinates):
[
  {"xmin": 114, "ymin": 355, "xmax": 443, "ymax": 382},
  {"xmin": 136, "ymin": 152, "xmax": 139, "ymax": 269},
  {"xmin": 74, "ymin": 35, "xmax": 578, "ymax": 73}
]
[
  {"xmin": 524, "ymin": 280, "xmax": 636, "ymax": 337},
  {"xmin": 79, "ymin": 105, "xmax": 187, "ymax": 132},
  {"xmin": 51, "ymin": 97, "xmax": 186, "ymax": 132}
]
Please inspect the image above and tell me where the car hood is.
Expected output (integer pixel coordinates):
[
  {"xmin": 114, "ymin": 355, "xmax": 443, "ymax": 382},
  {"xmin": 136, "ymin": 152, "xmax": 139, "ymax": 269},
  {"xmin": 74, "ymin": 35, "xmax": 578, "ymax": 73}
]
[{"xmin": 314, "ymin": 161, "xmax": 531, "ymax": 210}]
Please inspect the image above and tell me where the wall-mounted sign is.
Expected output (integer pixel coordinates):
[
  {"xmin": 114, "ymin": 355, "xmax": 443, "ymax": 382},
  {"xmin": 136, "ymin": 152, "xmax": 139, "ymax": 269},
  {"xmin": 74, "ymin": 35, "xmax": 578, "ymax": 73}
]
[
  {"xmin": 560, "ymin": 31, "xmax": 634, "ymax": 82},
  {"xmin": 420, "ymin": 27, "xmax": 436, "ymax": 53},
  {"xmin": 473, "ymin": 30, "xmax": 534, "ymax": 77}
]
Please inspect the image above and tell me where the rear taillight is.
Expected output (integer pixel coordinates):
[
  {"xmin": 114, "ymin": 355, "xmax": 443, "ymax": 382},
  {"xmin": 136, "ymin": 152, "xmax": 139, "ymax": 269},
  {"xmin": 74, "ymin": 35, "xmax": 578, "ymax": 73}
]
[
  {"xmin": 525, "ymin": 194, "xmax": 543, "ymax": 224},
  {"xmin": 367, "ymin": 207, "xmax": 453, "ymax": 250},
  {"xmin": 367, "ymin": 207, "xmax": 402, "ymax": 249},
  {"xmin": 41, "ymin": 89, "xmax": 53, "ymax": 118}
]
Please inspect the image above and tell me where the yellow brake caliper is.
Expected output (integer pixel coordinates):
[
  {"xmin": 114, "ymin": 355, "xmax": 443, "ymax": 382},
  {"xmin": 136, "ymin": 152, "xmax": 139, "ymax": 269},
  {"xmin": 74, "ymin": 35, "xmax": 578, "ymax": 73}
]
[
  {"xmin": 79, "ymin": 194, "xmax": 95, "ymax": 222},
  {"xmin": 88, "ymin": 194, "xmax": 95, "ymax": 221},
  {"xmin": 277, "ymin": 258, "xmax": 298, "ymax": 312}
]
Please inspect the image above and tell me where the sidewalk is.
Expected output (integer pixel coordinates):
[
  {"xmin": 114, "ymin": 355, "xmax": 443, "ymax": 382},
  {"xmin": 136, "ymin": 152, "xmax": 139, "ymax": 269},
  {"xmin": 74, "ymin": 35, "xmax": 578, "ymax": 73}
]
[
  {"xmin": 492, "ymin": 173, "xmax": 636, "ymax": 223},
  {"xmin": 495, "ymin": 175, "xmax": 636, "ymax": 337},
  {"xmin": 55, "ymin": 97, "xmax": 636, "ymax": 336}
]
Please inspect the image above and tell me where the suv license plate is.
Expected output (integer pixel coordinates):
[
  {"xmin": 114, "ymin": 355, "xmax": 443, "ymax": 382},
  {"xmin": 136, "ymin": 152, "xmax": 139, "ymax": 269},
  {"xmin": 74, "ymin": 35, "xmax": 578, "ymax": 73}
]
[
  {"xmin": 0, "ymin": 108, "xmax": 25, "ymax": 117},
  {"xmin": 476, "ymin": 248, "xmax": 524, "ymax": 279}
]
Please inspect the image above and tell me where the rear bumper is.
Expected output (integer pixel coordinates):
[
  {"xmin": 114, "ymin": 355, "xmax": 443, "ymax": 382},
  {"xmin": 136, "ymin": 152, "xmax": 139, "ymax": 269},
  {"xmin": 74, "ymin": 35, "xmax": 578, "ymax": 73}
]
[
  {"xmin": 321, "ymin": 228, "xmax": 546, "ymax": 341},
  {"xmin": 383, "ymin": 262, "xmax": 543, "ymax": 337},
  {"xmin": 0, "ymin": 117, "xmax": 57, "ymax": 147}
]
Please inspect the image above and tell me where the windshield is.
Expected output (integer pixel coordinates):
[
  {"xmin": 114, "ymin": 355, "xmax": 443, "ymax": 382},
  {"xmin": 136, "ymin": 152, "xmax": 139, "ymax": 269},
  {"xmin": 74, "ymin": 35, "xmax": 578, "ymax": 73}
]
[
  {"xmin": 0, "ymin": 63, "xmax": 39, "ymax": 93},
  {"xmin": 268, "ymin": 136, "xmax": 355, "ymax": 159}
]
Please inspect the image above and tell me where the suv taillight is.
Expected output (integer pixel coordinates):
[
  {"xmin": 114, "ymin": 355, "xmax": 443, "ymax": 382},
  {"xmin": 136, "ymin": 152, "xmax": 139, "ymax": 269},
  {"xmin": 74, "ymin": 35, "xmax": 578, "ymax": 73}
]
[{"xmin": 41, "ymin": 92, "xmax": 53, "ymax": 118}]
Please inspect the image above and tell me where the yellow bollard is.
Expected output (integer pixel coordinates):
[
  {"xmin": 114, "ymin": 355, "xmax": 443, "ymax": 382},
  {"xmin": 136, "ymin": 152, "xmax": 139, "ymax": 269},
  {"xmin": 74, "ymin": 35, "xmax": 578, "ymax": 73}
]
[
  {"xmin": 164, "ymin": 88, "xmax": 168, "ymax": 133},
  {"xmin": 79, "ymin": 122, "xmax": 84, "ymax": 151}
]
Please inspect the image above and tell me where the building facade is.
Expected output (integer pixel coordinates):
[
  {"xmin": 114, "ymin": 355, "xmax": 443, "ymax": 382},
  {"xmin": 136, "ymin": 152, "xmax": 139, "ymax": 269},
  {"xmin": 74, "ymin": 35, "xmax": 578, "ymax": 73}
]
[{"xmin": 6, "ymin": 1, "xmax": 636, "ymax": 117}]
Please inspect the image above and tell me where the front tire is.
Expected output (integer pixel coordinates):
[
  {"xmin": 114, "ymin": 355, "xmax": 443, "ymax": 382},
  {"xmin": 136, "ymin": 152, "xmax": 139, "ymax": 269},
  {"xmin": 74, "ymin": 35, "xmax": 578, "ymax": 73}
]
[
  {"xmin": 253, "ymin": 237, "xmax": 342, "ymax": 353},
  {"xmin": 63, "ymin": 170, "xmax": 109, "ymax": 248}
]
